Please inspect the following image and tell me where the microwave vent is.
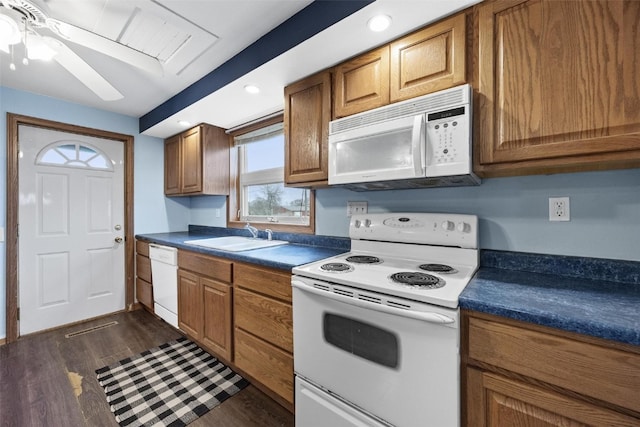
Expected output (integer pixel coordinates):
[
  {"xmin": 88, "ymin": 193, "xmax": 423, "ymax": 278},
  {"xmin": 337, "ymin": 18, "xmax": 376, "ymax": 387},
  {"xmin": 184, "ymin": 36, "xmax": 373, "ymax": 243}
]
[{"xmin": 330, "ymin": 84, "xmax": 470, "ymax": 134}]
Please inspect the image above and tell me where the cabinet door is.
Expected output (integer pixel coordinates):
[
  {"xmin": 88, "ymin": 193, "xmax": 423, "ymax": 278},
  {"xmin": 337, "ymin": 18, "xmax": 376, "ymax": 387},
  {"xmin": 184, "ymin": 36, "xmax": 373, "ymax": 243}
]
[
  {"xmin": 333, "ymin": 46, "xmax": 390, "ymax": 118},
  {"xmin": 284, "ymin": 71, "xmax": 331, "ymax": 186},
  {"xmin": 390, "ymin": 13, "xmax": 466, "ymax": 102},
  {"xmin": 180, "ymin": 126, "xmax": 203, "ymax": 193},
  {"xmin": 202, "ymin": 278, "xmax": 232, "ymax": 362},
  {"xmin": 234, "ymin": 328, "xmax": 294, "ymax": 406},
  {"xmin": 177, "ymin": 269, "xmax": 202, "ymax": 339},
  {"xmin": 234, "ymin": 288, "xmax": 293, "ymax": 353},
  {"xmin": 164, "ymin": 134, "xmax": 181, "ymax": 195},
  {"xmin": 466, "ymin": 368, "xmax": 640, "ymax": 427},
  {"xmin": 475, "ymin": 0, "xmax": 640, "ymax": 176}
]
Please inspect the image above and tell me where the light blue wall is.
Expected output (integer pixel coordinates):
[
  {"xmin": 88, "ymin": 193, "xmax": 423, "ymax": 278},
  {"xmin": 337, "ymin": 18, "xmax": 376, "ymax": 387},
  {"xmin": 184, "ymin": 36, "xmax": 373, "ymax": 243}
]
[
  {"xmin": 2, "ymin": 85, "xmax": 640, "ymax": 340},
  {"xmin": 0, "ymin": 86, "xmax": 188, "ymax": 339},
  {"xmin": 315, "ymin": 169, "xmax": 640, "ymax": 262}
]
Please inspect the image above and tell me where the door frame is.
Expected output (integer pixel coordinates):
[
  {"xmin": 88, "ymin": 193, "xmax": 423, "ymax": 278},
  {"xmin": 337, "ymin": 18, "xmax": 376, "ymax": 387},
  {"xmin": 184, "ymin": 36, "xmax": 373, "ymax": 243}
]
[{"xmin": 5, "ymin": 113, "xmax": 135, "ymax": 343}]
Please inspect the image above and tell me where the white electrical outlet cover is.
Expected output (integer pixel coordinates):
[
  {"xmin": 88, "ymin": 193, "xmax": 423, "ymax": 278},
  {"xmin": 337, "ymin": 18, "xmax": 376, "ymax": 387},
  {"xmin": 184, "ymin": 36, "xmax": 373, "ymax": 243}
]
[{"xmin": 549, "ymin": 197, "xmax": 570, "ymax": 221}]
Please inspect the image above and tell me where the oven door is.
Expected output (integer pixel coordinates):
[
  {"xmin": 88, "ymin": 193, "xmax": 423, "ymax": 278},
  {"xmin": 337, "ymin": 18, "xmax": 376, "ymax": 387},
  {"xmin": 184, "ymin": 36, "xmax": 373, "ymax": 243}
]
[
  {"xmin": 328, "ymin": 114, "xmax": 425, "ymax": 185},
  {"xmin": 292, "ymin": 276, "xmax": 461, "ymax": 427}
]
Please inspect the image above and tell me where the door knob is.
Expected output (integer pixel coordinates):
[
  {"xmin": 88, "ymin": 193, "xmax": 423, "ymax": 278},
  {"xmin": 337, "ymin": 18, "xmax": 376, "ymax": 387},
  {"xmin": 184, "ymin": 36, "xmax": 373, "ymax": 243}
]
[{"xmin": 115, "ymin": 237, "xmax": 123, "ymax": 243}]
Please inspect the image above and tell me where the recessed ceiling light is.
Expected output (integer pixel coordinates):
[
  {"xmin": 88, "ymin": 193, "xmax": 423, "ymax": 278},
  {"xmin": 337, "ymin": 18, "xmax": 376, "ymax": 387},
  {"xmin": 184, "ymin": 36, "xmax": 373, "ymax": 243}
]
[
  {"xmin": 244, "ymin": 84, "xmax": 260, "ymax": 94},
  {"xmin": 178, "ymin": 120, "xmax": 191, "ymax": 127},
  {"xmin": 367, "ymin": 15, "xmax": 392, "ymax": 32}
]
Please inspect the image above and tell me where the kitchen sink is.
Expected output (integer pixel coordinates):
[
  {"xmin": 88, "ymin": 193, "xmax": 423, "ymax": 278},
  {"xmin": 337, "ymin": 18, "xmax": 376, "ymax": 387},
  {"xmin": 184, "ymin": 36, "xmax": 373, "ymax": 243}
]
[{"xmin": 183, "ymin": 236, "xmax": 288, "ymax": 252}]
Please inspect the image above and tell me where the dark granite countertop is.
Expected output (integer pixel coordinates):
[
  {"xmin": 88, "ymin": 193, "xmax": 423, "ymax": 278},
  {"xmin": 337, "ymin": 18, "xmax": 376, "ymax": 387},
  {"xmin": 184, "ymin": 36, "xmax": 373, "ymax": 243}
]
[
  {"xmin": 135, "ymin": 227, "xmax": 349, "ymax": 271},
  {"xmin": 460, "ymin": 251, "xmax": 640, "ymax": 347}
]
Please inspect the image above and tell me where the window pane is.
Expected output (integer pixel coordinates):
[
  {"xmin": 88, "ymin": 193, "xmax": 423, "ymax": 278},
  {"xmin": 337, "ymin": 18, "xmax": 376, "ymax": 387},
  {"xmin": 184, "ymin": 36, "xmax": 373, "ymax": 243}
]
[
  {"xmin": 77, "ymin": 145, "xmax": 98, "ymax": 161},
  {"xmin": 57, "ymin": 144, "xmax": 76, "ymax": 160},
  {"xmin": 246, "ymin": 183, "xmax": 310, "ymax": 219},
  {"xmin": 245, "ymin": 133, "xmax": 284, "ymax": 172}
]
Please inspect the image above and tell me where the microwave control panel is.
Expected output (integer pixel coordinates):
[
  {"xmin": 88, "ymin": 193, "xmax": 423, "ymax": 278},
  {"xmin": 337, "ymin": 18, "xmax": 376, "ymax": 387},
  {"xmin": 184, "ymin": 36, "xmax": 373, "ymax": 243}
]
[{"xmin": 425, "ymin": 105, "xmax": 471, "ymax": 176}]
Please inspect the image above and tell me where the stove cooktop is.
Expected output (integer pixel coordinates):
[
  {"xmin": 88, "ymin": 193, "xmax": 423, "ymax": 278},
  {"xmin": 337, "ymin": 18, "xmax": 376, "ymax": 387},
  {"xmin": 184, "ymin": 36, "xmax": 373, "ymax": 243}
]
[
  {"xmin": 293, "ymin": 249, "xmax": 477, "ymax": 308},
  {"xmin": 293, "ymin": 213, "xmax": 479, "ymax": 308}
]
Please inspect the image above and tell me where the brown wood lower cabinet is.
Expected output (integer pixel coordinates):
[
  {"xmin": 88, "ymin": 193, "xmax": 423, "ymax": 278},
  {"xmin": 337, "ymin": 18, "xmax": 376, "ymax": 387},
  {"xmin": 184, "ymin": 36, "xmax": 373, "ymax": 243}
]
[
  {"xmin": 177, "ymin": 250, "xmax": 233, "ymax": 363},
  {"xmin": 135, "ymin": 240, "xmax": 153, "ymax": 311},
  {"xmin": 462, "ymin": 311, "xmax": 640, "ymax": 427},
  {"xmin": 173, "ymin": 250, "xmax": 294, "ymax": 411},
  {"xmin": 233, "ymin": 263, "xmax": 294, "ymax": 411}
]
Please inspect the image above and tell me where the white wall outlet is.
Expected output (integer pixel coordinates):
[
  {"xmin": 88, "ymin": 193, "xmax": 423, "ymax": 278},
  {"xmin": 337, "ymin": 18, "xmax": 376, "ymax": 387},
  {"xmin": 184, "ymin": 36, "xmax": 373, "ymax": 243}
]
[
  {"xmin": 549, "ymin": 197, "xmax": 570, "ymax": 221},
  {"xmin": 0, "ymin": 226, "xmax": 4, "ymax": 242},
  {"xmin": 215, "ymin": 209, "xmax": 221, "ymax": 218},
  {"xmin": 347, "ymin": 201, "xmax": 368, "ymax": 217}
]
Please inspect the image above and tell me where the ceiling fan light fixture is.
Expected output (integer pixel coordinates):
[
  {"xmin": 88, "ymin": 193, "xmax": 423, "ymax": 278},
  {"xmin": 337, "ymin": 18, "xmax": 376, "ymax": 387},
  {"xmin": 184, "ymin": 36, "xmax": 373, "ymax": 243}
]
[
  {"xmin": 0, "ymin": 14, "xmax": 21, "ymax": 50},
  {"xmin": 26, "ymin": 35, "xmax": 57, "ymax": 60}
]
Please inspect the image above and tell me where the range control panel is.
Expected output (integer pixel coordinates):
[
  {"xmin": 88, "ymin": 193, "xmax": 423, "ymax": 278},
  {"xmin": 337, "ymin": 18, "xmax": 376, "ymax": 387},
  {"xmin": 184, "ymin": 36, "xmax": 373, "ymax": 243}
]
[{"xmin": 350, "ymin": 213, "xmax": 478, "ymax": 249}]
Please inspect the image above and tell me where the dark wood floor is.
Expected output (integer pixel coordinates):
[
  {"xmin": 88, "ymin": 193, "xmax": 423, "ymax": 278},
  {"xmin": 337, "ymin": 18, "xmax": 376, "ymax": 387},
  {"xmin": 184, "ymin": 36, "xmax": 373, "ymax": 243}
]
[{"xmin": 0, "ymin": 309, "xmax": 294, "ymax": 427}]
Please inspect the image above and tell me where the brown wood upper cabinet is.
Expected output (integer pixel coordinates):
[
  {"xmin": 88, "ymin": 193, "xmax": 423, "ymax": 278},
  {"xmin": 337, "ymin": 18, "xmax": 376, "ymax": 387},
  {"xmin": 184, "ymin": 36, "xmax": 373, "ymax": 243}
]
[
  {"xmin": 390, "ymin": 12, "xmax": 466, "ymax": 103},
  {"xmin": 474, "ymin": 0, "xmax": 640, "ymax": 177},
  {"xmin": 164, "ymin": 123, "xmax": 230, "ymax": 196},
  {"xmin": 284, "ymin": 71, "xmax": 331, "ymax": 187},
  {"xmin": 333, "ymin": 46, "xmax": 390, "ymax": 118},
  {"xmin": 332, "ymin": 13, "xmax": 466, "ymax": 119}
]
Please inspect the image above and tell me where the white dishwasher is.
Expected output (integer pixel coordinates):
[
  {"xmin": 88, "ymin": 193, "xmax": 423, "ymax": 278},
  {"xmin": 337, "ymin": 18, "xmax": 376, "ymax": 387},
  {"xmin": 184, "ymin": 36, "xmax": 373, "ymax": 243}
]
[{"xmin": 149, "ymin": 244, "xmax": 178, "ymax": 328}]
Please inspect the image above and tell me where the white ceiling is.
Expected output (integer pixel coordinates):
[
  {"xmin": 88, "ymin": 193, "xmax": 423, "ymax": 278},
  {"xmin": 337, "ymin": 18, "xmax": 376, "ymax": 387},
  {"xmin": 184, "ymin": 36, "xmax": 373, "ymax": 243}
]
[{"xmin": 0, "ymin": 0, "xmax": 481, "ymax": 138}]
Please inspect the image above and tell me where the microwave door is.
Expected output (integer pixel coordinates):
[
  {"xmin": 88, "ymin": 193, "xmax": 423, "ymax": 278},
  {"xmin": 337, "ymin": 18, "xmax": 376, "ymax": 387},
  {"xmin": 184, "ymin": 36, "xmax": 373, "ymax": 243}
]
[{"xmin": 329, "ymin": 115, "xmax": 425, "ymax": 185}]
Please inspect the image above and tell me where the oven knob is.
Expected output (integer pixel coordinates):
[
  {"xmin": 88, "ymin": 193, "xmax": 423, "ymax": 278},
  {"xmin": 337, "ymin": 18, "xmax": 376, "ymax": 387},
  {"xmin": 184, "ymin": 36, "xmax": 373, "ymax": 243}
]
[
  {"xmin": 364, "ymin": 219, "xmax": 371, "ymax": 228},
  {"xmin": 441, "ymin": 220, "xmax": 455, "ymax": 231},
  {"xmin": 354, "ymin": 219, "xmax": 362, "ymax": 228},
  {"xmin": 457, "ymin": 222, "xmax": 471, "ymax": 233}
]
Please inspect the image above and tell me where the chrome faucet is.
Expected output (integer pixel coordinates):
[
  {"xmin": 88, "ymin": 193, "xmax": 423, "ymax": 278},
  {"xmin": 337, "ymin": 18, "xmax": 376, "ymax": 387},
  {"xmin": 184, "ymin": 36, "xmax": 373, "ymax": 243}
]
[
  {"xmin": 265, "ymin": 229, "xmax": 273, "ymax": 241},
  {"xmin": 245, "ymin": 222, "xmax": 259, "ymax": 239}
]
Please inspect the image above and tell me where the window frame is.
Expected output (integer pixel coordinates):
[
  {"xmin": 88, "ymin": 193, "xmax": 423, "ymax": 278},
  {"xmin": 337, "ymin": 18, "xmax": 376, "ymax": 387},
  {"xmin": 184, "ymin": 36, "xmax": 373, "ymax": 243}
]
[{"xmin": 227, "ymin": 114, "xmax": 315, "ymax": 234}]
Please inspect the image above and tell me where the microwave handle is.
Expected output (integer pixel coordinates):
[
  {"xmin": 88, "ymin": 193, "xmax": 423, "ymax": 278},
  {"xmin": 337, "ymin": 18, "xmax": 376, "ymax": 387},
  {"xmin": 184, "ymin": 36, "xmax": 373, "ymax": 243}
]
[{"xmin": 412, "ymin": 115, "xmax": 425, "ymax": 176}]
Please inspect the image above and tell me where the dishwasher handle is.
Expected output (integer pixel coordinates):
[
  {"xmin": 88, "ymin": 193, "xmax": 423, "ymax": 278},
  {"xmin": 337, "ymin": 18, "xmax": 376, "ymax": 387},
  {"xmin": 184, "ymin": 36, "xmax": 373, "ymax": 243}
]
[
  {"xmin": 148, "ymin": 244, "xmax": 178, "ymax": 265},
  {"xmin": 292, "ymin": 279, "xmax": 456, "ymax": 325}
]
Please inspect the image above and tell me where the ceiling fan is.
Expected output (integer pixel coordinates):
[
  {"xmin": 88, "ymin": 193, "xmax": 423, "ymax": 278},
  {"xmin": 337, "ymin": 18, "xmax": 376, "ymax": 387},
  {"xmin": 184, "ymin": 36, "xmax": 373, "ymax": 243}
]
[{"xmin": 0, "ymin": 0, "xmax": 164, "ymax": 101}]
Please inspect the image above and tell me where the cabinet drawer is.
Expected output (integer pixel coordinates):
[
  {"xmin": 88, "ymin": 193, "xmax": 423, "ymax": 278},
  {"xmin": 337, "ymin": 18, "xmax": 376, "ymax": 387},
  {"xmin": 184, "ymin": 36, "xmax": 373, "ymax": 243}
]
[
  {"xmin": 234, "ymin": 328, "xmax": 293, "ymax": 405},
  {"xmin": 234, "ymin": 288, "xmax": 293, "ymax": 353},
  {"xmin": 178, "ymin": 250, "xmax": 232, "ymax": 283},
  {"xmin": 136, "ymin": 254, "xmax": 151, "ymax": 283},
  {"xmin": 135, "ymin": 240, "xmax": 149, "ymax": 257},
  {"xmin": 135, "ymin": 277, "xmax": 153, "ymax": 309},
  {"xmin": 467, "ymin": 315, "xmax": 640, "ymax": 413},
  {"xmin": 234, "ymin": 263, "xmax": 291, "ymax": 302}
]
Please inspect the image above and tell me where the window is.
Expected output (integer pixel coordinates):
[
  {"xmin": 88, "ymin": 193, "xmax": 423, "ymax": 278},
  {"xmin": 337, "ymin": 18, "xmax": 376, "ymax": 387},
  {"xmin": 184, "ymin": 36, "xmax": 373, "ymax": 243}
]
[
  {"xmin": 229, "ymin": 115, "xmax": 314, "ymax": 233},
  {"xmin": 36, "ymin": 141, "xmax": 113, "ymax": 170}
]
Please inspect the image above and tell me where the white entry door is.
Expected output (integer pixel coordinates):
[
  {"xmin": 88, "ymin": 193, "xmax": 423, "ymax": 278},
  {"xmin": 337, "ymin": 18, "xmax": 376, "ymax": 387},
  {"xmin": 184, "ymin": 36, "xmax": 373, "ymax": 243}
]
[{"xmin": 18, "ymin": 125, "xmax": 125, "ymax": 335}]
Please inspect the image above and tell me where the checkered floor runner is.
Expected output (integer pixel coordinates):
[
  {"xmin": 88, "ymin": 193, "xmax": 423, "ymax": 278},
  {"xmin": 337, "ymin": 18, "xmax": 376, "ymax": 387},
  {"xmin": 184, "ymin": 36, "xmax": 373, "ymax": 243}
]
[{"xmin": 96, "ymin": 337, "xmax": 249, "ymax": 427}]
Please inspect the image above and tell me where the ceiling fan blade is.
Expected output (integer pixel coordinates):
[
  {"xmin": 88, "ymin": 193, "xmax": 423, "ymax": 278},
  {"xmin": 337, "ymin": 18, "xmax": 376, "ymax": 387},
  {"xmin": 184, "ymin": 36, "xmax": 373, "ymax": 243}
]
[
  {"xmin": 47, "ymin": 18, "xmax": 164, "ymax": 76},
  {"xmin": 42, "ymin": 36, "xmax": 124, "ymax": 101}
]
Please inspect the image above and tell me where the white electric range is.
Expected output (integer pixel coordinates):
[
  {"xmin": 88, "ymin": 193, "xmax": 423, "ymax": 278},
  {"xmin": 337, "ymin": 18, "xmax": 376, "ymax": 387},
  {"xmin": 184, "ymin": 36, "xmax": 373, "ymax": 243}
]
[{"xmin": 292, "ymin": 212, "xmax": 479, "ymax": 427}]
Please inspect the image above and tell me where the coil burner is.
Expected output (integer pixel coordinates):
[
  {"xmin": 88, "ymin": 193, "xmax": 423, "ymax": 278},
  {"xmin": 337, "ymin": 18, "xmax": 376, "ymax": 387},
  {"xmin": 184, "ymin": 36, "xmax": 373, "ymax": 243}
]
[
  {"xmin": 419, "ymin": 263, "xmax": 458, "ymax": 274},
  {"xmin": 320, "ymin": 263, "xmax": 354, "ymax": 273},
  {"xmin": 345, "ymin": 255, "xmax": 382, "ymax": 264},
  {"xmin": 389, "ymin": 272, "xmax": 445, "ymax": 289}
]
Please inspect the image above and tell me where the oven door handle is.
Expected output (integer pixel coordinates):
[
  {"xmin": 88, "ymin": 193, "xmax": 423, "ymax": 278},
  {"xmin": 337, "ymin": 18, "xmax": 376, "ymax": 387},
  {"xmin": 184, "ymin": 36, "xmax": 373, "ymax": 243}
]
[{"xmin": 292, "ymin": 280, "xmax": 456, "ymax": 325}]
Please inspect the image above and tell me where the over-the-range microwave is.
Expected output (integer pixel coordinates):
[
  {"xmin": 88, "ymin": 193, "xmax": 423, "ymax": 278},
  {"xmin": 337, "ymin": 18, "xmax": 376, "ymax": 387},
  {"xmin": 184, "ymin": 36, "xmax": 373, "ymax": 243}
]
[{"xmin": 328, "ymin": 83, "xmax": 480, "ymax": 191}]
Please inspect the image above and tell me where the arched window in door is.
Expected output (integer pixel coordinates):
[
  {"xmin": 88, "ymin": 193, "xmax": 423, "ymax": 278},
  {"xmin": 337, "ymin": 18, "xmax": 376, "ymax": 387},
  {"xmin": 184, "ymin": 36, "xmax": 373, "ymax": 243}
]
[{"xmin": 36, "ymin": 141, "xmax": 114, "ymax": 171}]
